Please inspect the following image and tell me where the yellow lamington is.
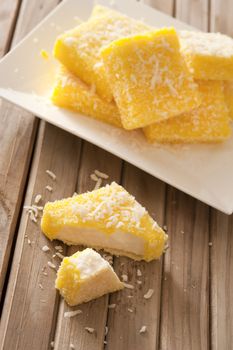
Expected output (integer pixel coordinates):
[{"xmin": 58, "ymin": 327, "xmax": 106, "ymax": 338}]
[
  {"xmin": 101, "ymin": 28, "xmax": 201, "ymax": 130},
  {"xmin": 143, "ymin": 80, "xmax": 231, "ymax": 143},
  {"xmin": 179, "ymin": 30, "xmax": 233, "ymax": 80},
  {"xmin": 56, "ymin": 248, "xmax": 123, "ymax": 306},
  {"xmin": 53, "ymin": 5, "xmax": 150, "ymax": 101},
  {"xmin": 224, "ymin": 81, "xmax": 233, "ymax": 119},
  {"xmin": 41, "ymin": 182, "xmax": 167, "ymax": 262},
  {"xmin": 51, "ymin": 66, "xmax": 122, "ymax": 128}
]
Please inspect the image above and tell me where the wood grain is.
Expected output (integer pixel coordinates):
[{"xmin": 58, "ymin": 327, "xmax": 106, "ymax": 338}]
[
  {"xmin": 106, "ymin": 165, "xmax": 166, "ymax": 350},
  {"xmin": 210, "ymin": 0, "xmax": 233, "ymax": 36},
  {"xmin": 0, "ymin": 123, "xmax": 81, "ymax": 350},
  {"xmin": 210, "ymin": 1, "xmax": 233, "ymax": 348},
  {"xmin": 159, "ymin": 1, "xmax": 210, "ymax": 349},
  {"xmin": 210, "ymin": 211, "xmax": 233, "ymax": 350},
  {"xmin": 0, "ymin": 0, "xmax": 60, "ymax": 303},
  {"xmin": 54, "ymin": 143, "xmax": 122, "ymax": 350},
  {"xmin": 0, "ymin": 0, "xmax": 20, "ymax": 56}
]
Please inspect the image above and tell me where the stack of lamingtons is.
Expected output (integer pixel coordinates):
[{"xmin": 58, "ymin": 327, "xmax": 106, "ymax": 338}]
[{"xmin": 52, "ymin": 5, "xmax": 233, "ymax": 143}]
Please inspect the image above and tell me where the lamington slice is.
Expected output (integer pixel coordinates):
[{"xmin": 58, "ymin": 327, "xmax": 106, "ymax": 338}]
[
  {"xmin": 179, "ymin": 30, "xmax": 233, "ymax": 80},
  {"xmin": 51, "ymin": 65, "xmax": 122, "ymax": 127},
  {"xmin": 143, "ymin": 80, "xmax": 231, "ymax": 143},
  {"xmin": 53, "ymin": 5, "xmax": 150, "ymax": 101},
  {"xmin": 41, "ymin": 182, "xmax": 167, "ymax": 262},
  {"xmin": 101, "ymin": 28, "xmax": 201, "ymax": 130},
  {"xmin": 56, "ymin": 248, "xmax": 123, "ymax": 306},
  {"xmin": 224, "ymin": 81, "xmax": 233, "ymax": 119}
]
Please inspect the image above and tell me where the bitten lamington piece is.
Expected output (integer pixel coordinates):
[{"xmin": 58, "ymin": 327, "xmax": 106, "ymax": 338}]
[
  {"xmin": 101, "ymin": 28, "xmax": 201, "ymax": 129},
  {"xmin": 56, "ymin": 248, "xmax": 123, "ymax": 306},
  {"xmin": 51, "ymin": 65, "xmax": 122, "ymax": 128},
  {"xmin": 41, "ymin": 182, "xmax": 167, "ymax": 261},
  {"xmin": 179, "ymin": 30, "xmax": 233, "ymax": 80}
]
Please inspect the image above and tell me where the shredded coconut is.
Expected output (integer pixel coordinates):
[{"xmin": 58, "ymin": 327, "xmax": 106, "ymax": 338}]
[
  {"xmin": 94, "ymin": 178, "xmax": 102, "ymax": 190},
  {"xmin": 85, "ymin": 327, "xmax": 95, "ymax": 333},
  {"xmin": 144, "ymin": 288, "xmax": 154, "ymax": 299},
  {"xmin": 94, "ymin": 170, "xmax": 109, "ymax": 179},
  {"xmin": 34, "ymin": 194, "xmax": 42, "ymax": 204},
  {"xmin": 42, "ymin": 245, "xmax": 50, "ymax": 252},
  {"xmin": 47, "ymin": 261, "xmax": 56, "ymax": 269},
  {"xmin": 123, "ymin": 282, "xmax": 134, "ymax": 289},
  {"xmin": 64, "ymin": 310, "xmax": 82, "ymax": 318},
  {"xmin": 46, "ymin": 170, "xmax": 56, "ymax": 180},
  {"xmin": 139, "ymin": 325, "xmax": 147, "ymax": 333},
  {"xmin": 45, "ymin": 185, "xmax": 53, "ymax": 192}
]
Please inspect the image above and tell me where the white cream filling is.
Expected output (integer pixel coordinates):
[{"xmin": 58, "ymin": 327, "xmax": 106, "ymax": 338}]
[
  {"xmin": 70, "ymin": 248, "xmax": 109, "ymax": 279},
  {"xmin": 56, "ymin": 227, "xmax": 145, "ymax": 256}
]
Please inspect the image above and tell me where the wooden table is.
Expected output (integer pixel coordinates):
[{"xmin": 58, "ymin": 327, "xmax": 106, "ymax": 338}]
[{"xmin": 0, "ymin": 0, "xmax": 232, "ymax": 349}]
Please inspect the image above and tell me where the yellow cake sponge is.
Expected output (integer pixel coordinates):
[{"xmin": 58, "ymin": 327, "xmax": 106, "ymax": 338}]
[
  {"xmin": 53, "ymin": 5, "xmax": 150, "ymax": 102},
  {"xmin": 51, "ymin": 65, "xmax": 122, "ymax": 128},
  {"xmin": 143, "ymin": 80, "xmax": 231, "ymax": 143}
]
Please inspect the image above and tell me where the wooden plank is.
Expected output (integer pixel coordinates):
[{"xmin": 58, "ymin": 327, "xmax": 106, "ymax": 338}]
[
  {"xmin": 210, "ymin": 0, "xmax": 233, "ymax": 36},
  {"xmin": 209, "ymin": 2, "xmax": 233, "ymax": 348},
  {"xmin": 210, "ymin": 211, "xmax": 233, "ymax": 350},
  {"xmin": 175, "ymin": 0, "xmax": 209, "ymax": 29},
  {"xmin": 0, "ymin": 123, "xmax": 81, "ymax": 350},
  {"xmin": 160, "ymin": 190, "xmax": 209, "ymax": 350},
  {"xmin": 143, "ymin": 0, "xmax": 174, "ymax": 14},
  {"xmin": 106, "ymin": 2, "xmax": 171, "ymax": 349},
  {"xmin": 53, "ymin": 142, "xmax": 122, "ymax": 350},
  {"xmin": 0, "ymin": 0, "xmax": 20, "ymax": 56},
  {"xmin": 0, "ymin": 0, "xmax": 59, "ymax": 302},
  {"xmin": 159, "ymin": 1, "xmax": 210, "ymax": 349},
  {"xmin": 106, "ymin": 165, "xmax": 166, "ymax": 350}
]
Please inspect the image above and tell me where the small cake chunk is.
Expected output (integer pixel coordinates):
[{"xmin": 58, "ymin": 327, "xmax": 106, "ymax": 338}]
[
  {"xmin": 56, "ymin": 248, "xmax": 123, "ymax": 306},
  {"xmin": 179, "ymin": 30, "xmax": 233, "ymax": 80},
  {"xmin": 41, "ymin": 182, "xmax": 167, "ymax": 261},
  {"xmin": 143, "ymin": 80, "xmax": 231, "ymax": 143},
  {"xmin": 224, "ymin": 81, "xmax": 233, "ymax": 119},
  {"xmin": 51, "ymin": 66, "xmax": 122, "ymax": 128},
  {"xmin": 101, "ymin": 28, "xmax": 201, "ymax": 130},
  {"xmin": 53, "ymin": 5, "xmax": 150, "ymax": 101}
]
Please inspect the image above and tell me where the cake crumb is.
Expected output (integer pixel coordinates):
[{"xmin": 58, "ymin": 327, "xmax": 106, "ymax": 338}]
[
  {"xmin": 70, "ymin": 344, "xmax": 75, "ymax": 349},
  {"xmin": 55, "ymin": 245, "xmax": 63, "ymax": 251},
  {"xmin": 108, "ymin": 303, "xmax": 116, "ymax": 309},
  {"xmin": 209, "ymin": 242, "xmax": 213, "ymax": 246},
  {"xmin": 50, "ymin": 341, "xmax": 54, "ymax": 348},
  {"xmin": 144, "ymin": 289, "xmax": 154, "ymax": 299},
  {"xmin": 137, "ymin": 269, "xmax": 142, "ymax": 277},
  {"xmin": 128, "ymin": 308, "xmax": 133, "ymax": 313},
  {"xmin": 39, "ymin": 283, "xmax": 44, "ymax": 290},
  {"xmin": 40, "ymin": 49, "xmax": 49, "ymax": 60},
  {"xmin": 105, "ymin": 326, "xmax": 108, "ymax": 335},
  {"xmin": 137, "ymin": 280, "xmax": 142, "ymax": 285}
]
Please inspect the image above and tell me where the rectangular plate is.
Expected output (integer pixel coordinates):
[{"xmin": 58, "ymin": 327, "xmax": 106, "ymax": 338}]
[{"xmin": 0, "ymin": 0, "xmax": 232, "ymax": 214}]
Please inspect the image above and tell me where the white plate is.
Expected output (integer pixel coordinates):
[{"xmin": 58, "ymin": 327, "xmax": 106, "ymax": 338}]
[{"xmin": 0, "ymin": 0, "xmax": 232, "ymax": 214}]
